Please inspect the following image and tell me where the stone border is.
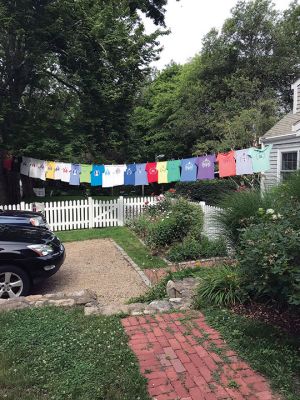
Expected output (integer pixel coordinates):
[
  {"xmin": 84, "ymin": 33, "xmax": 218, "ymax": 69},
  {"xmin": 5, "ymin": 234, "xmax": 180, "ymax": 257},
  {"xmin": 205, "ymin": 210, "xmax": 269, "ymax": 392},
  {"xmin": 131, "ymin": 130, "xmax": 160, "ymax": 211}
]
[{"xmin": 110, "ymin": 239, "xmax": 152, "ymax": 288}]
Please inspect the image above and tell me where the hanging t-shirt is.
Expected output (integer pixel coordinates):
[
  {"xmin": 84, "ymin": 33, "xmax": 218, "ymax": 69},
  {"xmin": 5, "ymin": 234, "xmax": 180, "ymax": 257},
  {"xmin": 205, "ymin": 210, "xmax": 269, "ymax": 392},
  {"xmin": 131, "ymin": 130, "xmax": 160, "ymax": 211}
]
[
  {"xmin": 30, "ymin": 159, "xmax": 47, "ymax": 181},
  {"xmin": 196, "ymin": 155, "xmax": 216, "ymax": 180},
  {"xmin": 157, "ymin": 161, "xmax": 168, "ymax": 184},
  {"xmin": 46, "ymin": 161, "xmax": 56, "ymax": 180},
  {"xmin": 29, "ymin": 159, "xmax": 40, "ymax": 179},
  {"xmin": 167, "ymin": 160, "xmax": 181, "ymax": 183},
  {"xmin": 3, "ymin": 156, "xmax": 13, "ymax": 171},
  {"xmin": 145, "ymin": 162, "xmax": 158, "ymax": 183},
  {"xmin": 180, "ymin": 158, "xmax": 197, "ymax": 182},
  {"xmin": 217, "ymin": 151, "xmax": 236, "ymax": 177},
  {"xmin": 124, "ymin": 164, "xmax": 136, "ymax": 185},
  {"xmin": 81, "ymin": 164, "xmax": 92, "ymax": 183},
  {"xmin": 12, "ymin": 156, "xmax": 22, "ymax": 172},
  {"xmin": 20, "ymin": 157, "xmax": 31, "ymax": 176},
  {"xmin": 102, "ymin": 165, "xmax": 127, "ymax": 188},
  {"xmin": 54, "ymin": 162, "xmax": 64, "ymax": 180},
  {"xmin": 69, "ymin": 164, "xmax": 81, "ymax": 185},
  {"xmin": 235, "ymin": 149, "xmax": 253, "ymax": 175},
  {"xmin": 134, "ymin": 163, "xmax": 148, "ymax": 186},
  {"xmin": 248, "ymin": 145, "xmax": 272, "ymax": 173},
  {"xmin": 91, "ymin": 164, "xmax": 105, "ymax": 186},
  {"xmin": 61, "ymin": 163, "xmax": 72, "ymax": 183}
]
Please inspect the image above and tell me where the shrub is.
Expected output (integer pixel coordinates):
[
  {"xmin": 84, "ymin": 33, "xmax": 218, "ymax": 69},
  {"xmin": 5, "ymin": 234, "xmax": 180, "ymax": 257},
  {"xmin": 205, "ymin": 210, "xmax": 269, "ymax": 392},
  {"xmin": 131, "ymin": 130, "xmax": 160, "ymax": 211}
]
[
  {"xmin": 237, "ymin": 219, "xmax": 300, "ymax": 306},
  {"xmin": 194, "ymin": 264, "xmax": 248, "ymax": 307},
  {"xmin": 215, "ymin": 189, "xmax": 274, "ymax": 246},
  {"xmin": 167, "ymin": 236, "xmax": 227, "ymax": 262},
  {"xmin": 175, "ymin": 180, "xmax": 237, "ymax": 205},
  {"xmin": 145, "ymin": 198, "xmax": 204, "ymax": 249},
  {"xmin": 127, "ymin": 214, "xmax": 149, "ymax": 238}
]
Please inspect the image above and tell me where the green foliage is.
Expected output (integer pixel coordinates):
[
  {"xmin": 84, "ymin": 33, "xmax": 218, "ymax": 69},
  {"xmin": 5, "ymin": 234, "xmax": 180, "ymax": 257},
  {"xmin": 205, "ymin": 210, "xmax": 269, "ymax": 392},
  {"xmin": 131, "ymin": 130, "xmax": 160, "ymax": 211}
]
[
  {"xmin": 167, "ymin": 236, "xmax": 227, "ymax": 263},
  {"xmin": 131, "ymin": 197, "xmax": 204, "ymax": 251},
  {"xmin": 0, "ymin": 307, "xmax": 150, "ymax": 400},
  {"xmin": 216, "ymin": 189, "xmax": 274, "ymax": 245},
  {"xmin": 238, "ymin": 218, "xmax": 300, "ymax": 306},
  {"xmin": 194, "ymin": 265, "xmax": 247, "ymax": 307},
  {"xmin": 204, "ymin": 308, "xmax": 300, "ymax": 400},
  {"xmin": 174, "ymin": 180, "xmax": 237, "ymax": 206}
]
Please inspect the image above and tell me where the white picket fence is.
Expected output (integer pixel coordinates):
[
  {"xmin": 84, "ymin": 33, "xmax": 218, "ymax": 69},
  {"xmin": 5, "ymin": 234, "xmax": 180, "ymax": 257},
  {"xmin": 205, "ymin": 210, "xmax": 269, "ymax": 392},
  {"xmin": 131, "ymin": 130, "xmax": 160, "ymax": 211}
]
[{"xmin": 1, "ymin": 197, "xmax": 222, "ymax": 236}]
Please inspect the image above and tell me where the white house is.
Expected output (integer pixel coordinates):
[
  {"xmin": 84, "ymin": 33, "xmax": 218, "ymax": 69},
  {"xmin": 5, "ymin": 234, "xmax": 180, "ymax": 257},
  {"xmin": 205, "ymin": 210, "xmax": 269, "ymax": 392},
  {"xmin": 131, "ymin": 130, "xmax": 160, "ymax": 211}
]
[{"xmin": 260, "ymin": 78, "xmax": 300, "ymax": 189}]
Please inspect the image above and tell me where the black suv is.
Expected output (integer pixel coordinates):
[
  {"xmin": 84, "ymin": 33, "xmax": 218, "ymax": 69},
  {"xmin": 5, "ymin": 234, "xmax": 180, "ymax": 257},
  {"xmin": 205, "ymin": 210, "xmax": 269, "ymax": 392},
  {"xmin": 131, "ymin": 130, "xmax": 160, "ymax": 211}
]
[
  {"xmin": 0, "ymin": 209, "xmax": 50, "ymax": 230},
  {"xmin": 0, "ymin": 225, "xmax": 65, "ymax": 298}
]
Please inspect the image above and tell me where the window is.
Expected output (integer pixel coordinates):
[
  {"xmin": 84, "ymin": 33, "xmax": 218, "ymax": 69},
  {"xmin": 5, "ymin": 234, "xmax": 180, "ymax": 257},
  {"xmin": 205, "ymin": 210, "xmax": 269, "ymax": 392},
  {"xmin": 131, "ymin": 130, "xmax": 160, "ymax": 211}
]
[{"xmin": 280, "ymin": 151, "xmax": 298, "ymax": 181}]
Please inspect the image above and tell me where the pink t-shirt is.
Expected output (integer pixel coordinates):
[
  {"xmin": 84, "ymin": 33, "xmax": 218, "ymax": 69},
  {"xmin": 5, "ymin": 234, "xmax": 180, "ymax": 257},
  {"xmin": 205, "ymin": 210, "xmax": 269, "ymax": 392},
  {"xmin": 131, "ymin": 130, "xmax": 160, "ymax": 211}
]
[{"xmin": 217, "ymin": 151, "xmax": 236, "ymax": 177}]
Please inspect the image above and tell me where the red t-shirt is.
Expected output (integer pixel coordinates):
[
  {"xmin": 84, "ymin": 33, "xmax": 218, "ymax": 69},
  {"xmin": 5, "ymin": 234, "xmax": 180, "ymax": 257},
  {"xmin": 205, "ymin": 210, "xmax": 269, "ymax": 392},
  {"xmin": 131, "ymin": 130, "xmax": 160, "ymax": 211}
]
[
  {"xmin": 3, "ymin": 157, "xmax": 13, "ymax": 171},
  {"xmin": 145, "ymin": 162, "xmax": 158, "ymax": 183},
  {"xmin": 217, "ymin": 151, "xmax": 236, "ymax": 177}
]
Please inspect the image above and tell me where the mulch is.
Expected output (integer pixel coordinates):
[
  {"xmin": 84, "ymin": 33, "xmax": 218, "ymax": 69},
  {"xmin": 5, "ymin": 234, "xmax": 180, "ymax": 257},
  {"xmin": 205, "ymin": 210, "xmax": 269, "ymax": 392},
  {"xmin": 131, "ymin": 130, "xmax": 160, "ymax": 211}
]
[{"xmin": 232, "ymin": 302, "xmax": 300, "ymax": 337}]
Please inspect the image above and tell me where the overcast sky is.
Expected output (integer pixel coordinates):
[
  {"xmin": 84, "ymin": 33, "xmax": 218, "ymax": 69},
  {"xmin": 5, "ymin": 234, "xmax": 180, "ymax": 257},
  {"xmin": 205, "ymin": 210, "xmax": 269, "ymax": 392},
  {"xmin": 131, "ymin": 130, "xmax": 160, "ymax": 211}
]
[{"xmin": 144, "ymin": 0, "xmax": 294, "ymax": 70}]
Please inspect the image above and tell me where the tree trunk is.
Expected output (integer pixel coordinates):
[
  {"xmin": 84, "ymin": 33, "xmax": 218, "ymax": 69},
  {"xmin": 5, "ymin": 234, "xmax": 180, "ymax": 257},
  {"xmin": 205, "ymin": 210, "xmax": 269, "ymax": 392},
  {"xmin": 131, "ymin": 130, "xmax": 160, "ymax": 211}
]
[{"xmin": 0, "ymin": 151, "xmax": 9, "ymax": 205}]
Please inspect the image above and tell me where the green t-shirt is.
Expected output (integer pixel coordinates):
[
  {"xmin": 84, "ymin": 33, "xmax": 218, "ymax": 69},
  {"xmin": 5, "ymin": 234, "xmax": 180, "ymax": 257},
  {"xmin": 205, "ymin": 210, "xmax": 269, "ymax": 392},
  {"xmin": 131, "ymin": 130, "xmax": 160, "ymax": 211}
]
[
  {"xmin": 248, "ymin": 145, "xmax": 272, "ymax": 173},
  {"xmin": 167, "ymin": 160, "xmax": 181, "ymax": 182},
  {"xmin": 80, "ymin": 164, "xmax": 92, "ymax": 183}
]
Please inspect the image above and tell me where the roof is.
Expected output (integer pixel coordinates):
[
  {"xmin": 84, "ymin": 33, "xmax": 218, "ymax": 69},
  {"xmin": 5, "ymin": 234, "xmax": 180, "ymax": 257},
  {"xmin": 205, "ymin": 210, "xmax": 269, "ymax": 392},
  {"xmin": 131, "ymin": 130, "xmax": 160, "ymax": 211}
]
[{"xmin": 261, "ymin": 111, "xmax": 300, "ymax": 140}]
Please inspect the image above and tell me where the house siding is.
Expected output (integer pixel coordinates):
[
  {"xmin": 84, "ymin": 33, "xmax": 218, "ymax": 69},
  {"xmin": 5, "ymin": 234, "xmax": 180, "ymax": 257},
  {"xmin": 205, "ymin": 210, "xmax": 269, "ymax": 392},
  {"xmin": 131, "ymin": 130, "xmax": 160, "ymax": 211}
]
[{"xmin": 262, "ymin": 135, "xmax": 300, "ymax": 189}]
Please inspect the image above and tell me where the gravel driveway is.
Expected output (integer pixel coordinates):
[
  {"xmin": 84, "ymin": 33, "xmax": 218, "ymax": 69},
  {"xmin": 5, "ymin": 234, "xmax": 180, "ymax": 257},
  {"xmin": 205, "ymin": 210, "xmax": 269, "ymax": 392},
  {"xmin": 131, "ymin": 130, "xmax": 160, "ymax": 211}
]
[{"xmin": 33, "ymin": 239, "xmax": 147, "ymax": 306}]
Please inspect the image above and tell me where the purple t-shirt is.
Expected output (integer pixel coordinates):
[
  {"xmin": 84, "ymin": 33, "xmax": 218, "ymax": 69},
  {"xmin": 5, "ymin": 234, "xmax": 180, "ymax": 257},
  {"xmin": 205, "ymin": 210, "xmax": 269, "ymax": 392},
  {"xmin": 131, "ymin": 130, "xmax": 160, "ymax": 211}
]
[
  {"xmin": 180, "ymin": 158, "xmax": 197, "ymax": 182},
  {"xmin": 69, "ymin": 164, "xmax": 81, "ymax": 185},
  {"xmin": 235, "ymin": 149, "xmax": 253, "ymax": 175},
  {"xmin": 197, "ymin": 155, "xmax": 216, "ymax": 180}
]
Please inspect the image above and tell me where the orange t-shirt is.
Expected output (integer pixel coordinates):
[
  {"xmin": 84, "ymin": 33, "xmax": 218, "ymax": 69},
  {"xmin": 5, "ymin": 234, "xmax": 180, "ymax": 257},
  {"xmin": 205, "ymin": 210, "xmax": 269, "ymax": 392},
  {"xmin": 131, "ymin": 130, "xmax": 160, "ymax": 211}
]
[{"xmin": 217, "ymin": 151, "xmax": 236, "ymax": 177}]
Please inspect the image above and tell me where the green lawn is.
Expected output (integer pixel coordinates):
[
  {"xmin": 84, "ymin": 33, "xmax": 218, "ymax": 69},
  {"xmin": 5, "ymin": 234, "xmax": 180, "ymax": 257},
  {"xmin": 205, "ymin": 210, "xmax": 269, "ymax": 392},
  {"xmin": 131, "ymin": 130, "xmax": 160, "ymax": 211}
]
[
  {"xmin": 0, "ymin": 307, "xmax": 150, "ymax": 400},
  {"xmin": 57, "ymin": 227, "xmax": 167, "ymax": 269}
]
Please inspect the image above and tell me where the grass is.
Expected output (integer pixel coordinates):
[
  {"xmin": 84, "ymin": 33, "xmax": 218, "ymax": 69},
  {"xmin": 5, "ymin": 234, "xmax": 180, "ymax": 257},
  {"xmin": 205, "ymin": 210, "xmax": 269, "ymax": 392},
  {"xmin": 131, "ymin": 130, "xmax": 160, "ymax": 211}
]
[
  {"xmin": 0, "ymin": 307, "xmax": 150, "ymax": 400},
  {"xmin": 203, "ymin": 307, "xmax": 300, "ymax": 400},
  {"xmin": 57, "ymin": 227, "xmax": 167, "ymax": 269}
]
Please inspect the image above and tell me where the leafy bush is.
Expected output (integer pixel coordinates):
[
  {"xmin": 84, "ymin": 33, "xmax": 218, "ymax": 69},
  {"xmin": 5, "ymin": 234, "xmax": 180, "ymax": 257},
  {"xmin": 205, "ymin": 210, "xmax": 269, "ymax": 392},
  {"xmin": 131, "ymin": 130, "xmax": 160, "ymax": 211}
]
[
  {"xmin": 216, "ymin": 189, "xmax": 274, "ymax": 246},
  {"xmin": 127, "ymin": 214, "xmax": 149, "ymax": 238},
  {"xmin": 175, "ymin": 180, "xmax": 236, "ymax": 205},
  {"xmin": 194, "ymin": 264, "xmax": 248, "ymax": 307},
  {"xmin": 167, "ymin": 236, "xmax": 227, "ymax": 262},
  {"xmin": 238, "ymin": 218, "xmax": 300, "ymax": 306},
  {"xmin": 145, "ymin": 198, "xmax": 204, "ymax": 249}
]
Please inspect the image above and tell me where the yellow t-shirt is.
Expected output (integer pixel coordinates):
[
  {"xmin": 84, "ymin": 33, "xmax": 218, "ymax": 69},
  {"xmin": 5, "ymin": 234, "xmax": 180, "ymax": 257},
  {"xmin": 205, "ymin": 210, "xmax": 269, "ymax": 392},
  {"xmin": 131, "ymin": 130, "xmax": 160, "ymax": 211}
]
[
  {"xmin": 157, "ymin": 161, "xmax": 168, "ymax": 184},
  {"xmin": 46, "ymin": 161, "xmax": 56, "ymax": 179}
]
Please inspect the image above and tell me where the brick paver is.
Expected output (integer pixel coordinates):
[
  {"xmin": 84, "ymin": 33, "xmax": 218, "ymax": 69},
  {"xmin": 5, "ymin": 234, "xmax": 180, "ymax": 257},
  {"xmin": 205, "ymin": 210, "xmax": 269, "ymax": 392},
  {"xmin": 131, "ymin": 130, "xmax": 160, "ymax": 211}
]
[{"xmin": 122, "ymin": 312, "xmax": 279, "ymax": 400}]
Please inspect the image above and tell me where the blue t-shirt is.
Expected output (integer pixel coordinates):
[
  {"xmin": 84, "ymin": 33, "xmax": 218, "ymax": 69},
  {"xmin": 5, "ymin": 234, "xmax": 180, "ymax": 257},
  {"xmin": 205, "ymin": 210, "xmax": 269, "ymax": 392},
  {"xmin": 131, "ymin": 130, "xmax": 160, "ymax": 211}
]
[
  {"xmin": 69, "ymin": 164, "xmax": 81, "ymax": 185},
  {"xmin": 124, "ymin": 164, "xmax": 136, "ymax": 185},
  {"xmin": 134, "ymin": 163, "xmax": 148, "ymax": 186},
  {"xmin": 91, "ymin": 164, "xmax": 104, "ymax": 186},
  {"xmin": 180, "ymin": 158, "xmax": 197, "ymax": 182}
]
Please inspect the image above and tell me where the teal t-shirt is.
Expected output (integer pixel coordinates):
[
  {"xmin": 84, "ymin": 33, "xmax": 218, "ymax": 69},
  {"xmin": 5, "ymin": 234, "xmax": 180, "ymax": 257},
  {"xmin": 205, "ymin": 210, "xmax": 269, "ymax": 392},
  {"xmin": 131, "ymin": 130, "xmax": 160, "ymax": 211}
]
[
  {"xmin": 248, "ymin": 145, "xmax": 272, "ymax": 173},
  {"xmin": 167, "ymin": 160, "xmax": 181, "ymax": 182}
]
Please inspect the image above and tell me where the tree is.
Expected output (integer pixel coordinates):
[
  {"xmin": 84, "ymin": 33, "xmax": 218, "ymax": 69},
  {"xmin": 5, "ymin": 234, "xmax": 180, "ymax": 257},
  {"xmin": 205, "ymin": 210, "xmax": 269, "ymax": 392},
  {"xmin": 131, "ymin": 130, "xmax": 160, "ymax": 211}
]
[{"xmin": 0, "ymin": 0, "xmax": 168, "ymax": 203}]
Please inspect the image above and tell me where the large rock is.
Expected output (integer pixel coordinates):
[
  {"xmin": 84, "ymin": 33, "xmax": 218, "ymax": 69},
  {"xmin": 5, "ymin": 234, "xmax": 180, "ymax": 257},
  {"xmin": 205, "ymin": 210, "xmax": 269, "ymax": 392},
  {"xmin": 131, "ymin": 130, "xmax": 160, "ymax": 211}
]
[
  {"xmin": 48, "ymin": 299, "xmax": 76, "ymax": 307},
  {"xmin": 0, "ymin": 298, "xmax": 29, "ymax": 312},
  {"xmin": 84, "ymin": 305, "xmax": 101, "ymax": 316},
  {"xmin": 68, "ymin": 289, "xmax": 97, "ymax": 305},
  {"xmin": 147, "ymin": 300, "xmax": 172, "ymax": 312},
  {"xmin": 127, "ymin": 302, "xmax": 146, "ymax": 315},
  {"xmin": 166, "ymin": 278, "xmax": 198, "ymax": 300},
  {"xmin": 100, "ymin": 304, "xmax": 129, "ymax": 316}
]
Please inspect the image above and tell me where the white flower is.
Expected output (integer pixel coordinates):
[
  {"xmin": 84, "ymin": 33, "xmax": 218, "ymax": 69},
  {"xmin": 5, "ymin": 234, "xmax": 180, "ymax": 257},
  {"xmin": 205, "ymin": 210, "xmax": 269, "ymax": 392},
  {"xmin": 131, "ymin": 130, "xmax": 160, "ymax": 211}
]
[
  {"xmin": 266, "ymin": 209, "xmax": 275, "ymax": 214},
  {"xmin": 272, "ymin": 214, "xmax": 277, "ymax": 220}
]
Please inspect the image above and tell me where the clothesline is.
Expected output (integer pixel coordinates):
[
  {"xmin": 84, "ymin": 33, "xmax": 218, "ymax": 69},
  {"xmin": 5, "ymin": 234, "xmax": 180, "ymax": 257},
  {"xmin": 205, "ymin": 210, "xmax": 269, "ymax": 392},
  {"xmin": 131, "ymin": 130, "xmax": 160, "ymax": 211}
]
[{"xmin": 2, "ymin": 145, "xmax": 272, "ymax": 188}]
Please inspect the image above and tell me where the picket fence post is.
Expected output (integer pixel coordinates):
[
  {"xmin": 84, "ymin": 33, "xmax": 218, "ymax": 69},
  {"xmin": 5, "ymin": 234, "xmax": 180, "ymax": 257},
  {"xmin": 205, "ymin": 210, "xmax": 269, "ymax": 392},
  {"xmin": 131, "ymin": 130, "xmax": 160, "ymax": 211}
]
[
  {"xmin": 88, "ymin": 197, "xmax": 94, "ymax": 229},
  {"xmin": 117, "ymin": 196, "xmax": 124, "ymax": 226}
]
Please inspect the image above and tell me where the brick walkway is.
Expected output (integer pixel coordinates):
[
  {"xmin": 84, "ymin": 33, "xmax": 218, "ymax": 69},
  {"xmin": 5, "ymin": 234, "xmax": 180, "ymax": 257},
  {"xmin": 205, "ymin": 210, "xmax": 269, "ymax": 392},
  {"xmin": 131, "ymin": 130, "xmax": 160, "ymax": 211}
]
[{"xmin": 122, "ymin": 312, "xmax": 278, "ymax": 400}]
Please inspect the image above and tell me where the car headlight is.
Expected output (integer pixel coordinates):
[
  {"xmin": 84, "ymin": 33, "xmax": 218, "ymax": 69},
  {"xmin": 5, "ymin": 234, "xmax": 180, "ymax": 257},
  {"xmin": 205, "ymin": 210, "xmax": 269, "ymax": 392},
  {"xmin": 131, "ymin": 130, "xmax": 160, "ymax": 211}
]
[{"xmin": 27, "ymin": 244, "xmax": 54, "ymax": 256}]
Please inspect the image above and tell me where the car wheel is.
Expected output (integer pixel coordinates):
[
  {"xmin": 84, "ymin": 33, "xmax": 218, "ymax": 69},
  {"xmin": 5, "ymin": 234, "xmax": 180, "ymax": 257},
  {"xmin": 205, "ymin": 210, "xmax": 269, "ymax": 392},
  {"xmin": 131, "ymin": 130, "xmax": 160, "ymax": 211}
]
[{"xmin": 0, "ymin": 265, "xmax": 30, "ymax": 299}]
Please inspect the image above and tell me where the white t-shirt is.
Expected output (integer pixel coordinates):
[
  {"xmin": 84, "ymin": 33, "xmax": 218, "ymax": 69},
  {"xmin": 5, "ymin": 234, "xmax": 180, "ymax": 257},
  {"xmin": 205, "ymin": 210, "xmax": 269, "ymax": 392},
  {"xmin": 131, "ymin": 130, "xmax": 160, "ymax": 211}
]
[
  {"xmin": 102, "ymin": 165, "xmax": 127, "ymax": 187},
  {"xmin": 29, "ymin": 159, "xmax": 47, "ymax": 180},
  {"xmin": 20, "ymin": 157, "xmax": 32, "ymax": 176},
  {"xmin": 54, "ymin": 162, "xmax": 64, "ymax": 180},
  {"xmin": 60, "ymin": 163, "xmax": 72, "ymax": 183}
]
